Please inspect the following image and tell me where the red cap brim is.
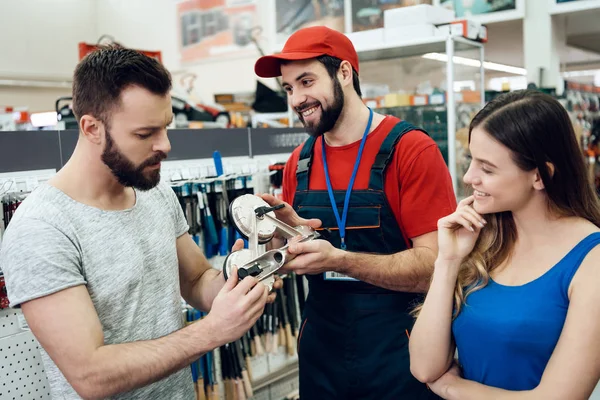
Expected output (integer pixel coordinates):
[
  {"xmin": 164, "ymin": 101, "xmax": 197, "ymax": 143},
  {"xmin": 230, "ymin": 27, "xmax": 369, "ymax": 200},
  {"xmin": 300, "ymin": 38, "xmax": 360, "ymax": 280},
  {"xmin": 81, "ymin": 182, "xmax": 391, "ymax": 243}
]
[{"xmin": 254, "ymin": 51, "xmax": 327, "ymax": 78}]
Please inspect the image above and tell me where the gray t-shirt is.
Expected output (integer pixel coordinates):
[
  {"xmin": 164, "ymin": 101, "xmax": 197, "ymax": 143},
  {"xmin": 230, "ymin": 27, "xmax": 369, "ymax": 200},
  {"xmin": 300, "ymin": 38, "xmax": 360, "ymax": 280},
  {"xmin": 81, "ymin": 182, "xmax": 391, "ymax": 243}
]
[{"xmin": 0, "ymin": 182, "xmax": 195, "ymax": 399}]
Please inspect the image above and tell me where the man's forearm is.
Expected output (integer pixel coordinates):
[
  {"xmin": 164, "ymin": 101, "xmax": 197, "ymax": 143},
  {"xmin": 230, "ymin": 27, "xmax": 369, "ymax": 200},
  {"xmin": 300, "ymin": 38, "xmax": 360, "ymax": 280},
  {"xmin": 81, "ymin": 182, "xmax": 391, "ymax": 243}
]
[
  {"xmin": 337, "ymin": 246, "xmax": 436, "ymax": 292},
  {"xmin": 186, "ymin": 268, "xmax": 223, "ymax": 312},
  {"xmin": 77, "ymin": 319, "xmax": 220, "ymax": 399}
]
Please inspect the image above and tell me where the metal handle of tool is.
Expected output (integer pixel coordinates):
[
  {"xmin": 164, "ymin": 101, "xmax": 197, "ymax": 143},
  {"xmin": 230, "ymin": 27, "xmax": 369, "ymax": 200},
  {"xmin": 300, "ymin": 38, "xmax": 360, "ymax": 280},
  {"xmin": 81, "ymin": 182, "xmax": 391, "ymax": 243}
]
[
  {"xmin": 224, "ymin": 195, "xmax": 320, "ymax": 291},
  {"xmin": 235, "ymin": 231, "xmax": 319, "ymax": 283},
  {"xmin": 241, "ymin": 204, "xmax": 320, "ymax": 281}
]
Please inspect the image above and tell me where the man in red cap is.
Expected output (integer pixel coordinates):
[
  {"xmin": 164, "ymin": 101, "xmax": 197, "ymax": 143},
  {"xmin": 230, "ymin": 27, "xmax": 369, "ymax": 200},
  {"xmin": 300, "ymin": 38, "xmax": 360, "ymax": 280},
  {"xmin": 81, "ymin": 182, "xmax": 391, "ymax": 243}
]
[{"xmin": 255, "ymin": 26, "xmax": 455, "ymax": 399}]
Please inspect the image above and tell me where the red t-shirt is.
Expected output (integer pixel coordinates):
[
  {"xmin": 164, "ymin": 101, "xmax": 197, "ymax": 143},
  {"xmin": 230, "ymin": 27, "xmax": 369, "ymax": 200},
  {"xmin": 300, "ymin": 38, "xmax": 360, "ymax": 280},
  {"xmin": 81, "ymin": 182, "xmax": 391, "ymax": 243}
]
[{"xmin": 281, "ymin": 115, "xmax": 457, "ymax": 247}]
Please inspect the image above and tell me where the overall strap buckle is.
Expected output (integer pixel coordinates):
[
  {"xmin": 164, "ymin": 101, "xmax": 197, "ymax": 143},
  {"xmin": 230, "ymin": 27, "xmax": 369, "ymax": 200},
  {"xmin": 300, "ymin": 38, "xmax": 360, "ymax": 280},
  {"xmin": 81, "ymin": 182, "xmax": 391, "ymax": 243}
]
[
  {"xmin": 295, "ymin": 136, "xmax": 317, "ymax": 192},
  {"xmin": 369, "ymin": 121, "xmax": 429, "ymax": 190},
  {"xmin": 297, "ymin": 158, "xmax": 311, "ymax": 174}
]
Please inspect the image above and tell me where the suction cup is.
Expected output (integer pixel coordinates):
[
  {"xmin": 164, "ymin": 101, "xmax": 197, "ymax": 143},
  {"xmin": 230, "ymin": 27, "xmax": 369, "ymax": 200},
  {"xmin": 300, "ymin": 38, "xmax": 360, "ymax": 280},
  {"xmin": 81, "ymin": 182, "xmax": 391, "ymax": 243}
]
[
  {"xmin": 229, "ymin": 194, "xmax": 277, "ymax": 244},
  {"xmin": 222, "ymin": 248, "xmax": 276, "ymax": 291},
  {"xmin": 222, "ymin": 249, "xmax": 255, "ymax": 281}
]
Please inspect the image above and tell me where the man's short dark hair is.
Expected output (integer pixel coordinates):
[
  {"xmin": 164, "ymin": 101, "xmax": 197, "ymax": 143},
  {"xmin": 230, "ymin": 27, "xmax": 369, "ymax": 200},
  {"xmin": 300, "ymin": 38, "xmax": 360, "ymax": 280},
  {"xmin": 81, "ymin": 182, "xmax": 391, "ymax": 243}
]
[
  {"xmin": 72, "ymin": 45, "xmax": 172, "ymax": 125},
  {"xmin": 316, "ymin": 55, "xmax": 362, "ymax": 98}
]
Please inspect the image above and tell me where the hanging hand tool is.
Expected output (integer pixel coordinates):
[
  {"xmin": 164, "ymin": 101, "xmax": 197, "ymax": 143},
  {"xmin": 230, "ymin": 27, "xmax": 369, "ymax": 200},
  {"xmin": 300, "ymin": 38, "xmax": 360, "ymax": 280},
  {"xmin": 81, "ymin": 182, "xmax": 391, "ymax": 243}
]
[
  {"xmin": 284, "ymin": 277, "xmax": 299, "ymax": 338},
  {"xmin": 211, "ymin": 149, "xmax": 231, "ymax": 257},
  {"xmin": 264, "ymin": 303, "xmax": 273, "ymax": 353},
  {"xmin": 257, "ymin": 314, "xmax": 267, "ymax": 356},
  {"xmin": 233, "ymin": 340, "xmax": 253, "ymax": 398},
  {"xmin": 205, "ymin": 341, "xmax": 219, "ymax": 400},
  {"xmin": 185, "ymin": 309, "xmax": 207, "ymax": 400},
  {"xmin": 230, "ymin": 343, "xmax": 246, "ymax": 400},
  {"xmin": 217, "ymin": 188, "xmax": 230, "ymax": 256},
  {"xmin": 241, "ymin": 333, "xmax": 253, "ymax": 382},
  {"xmin": 270, "ymin": 301, "xmax": 279, "ymax": 353},
  {"xmin": 213, "ymin": 150, "xmax": 224, "ymax": 177},
  {"xmin": 248, "ymin": 327, "xmax": 257, "ymax": 357},
  {"xmin": 255, "ymin": 324, "xmax": 265, "ymax": 356},
  {"xmin": 200, "ymin": 186, "xmax": 219, "ymax": 258},
  {"xmin": 272, "ymin": 300, "xmax": 280, "ymax": 353},
  {"xmin": 279, "ymin": 285, "xmax": 296, "ymax": 356},
  {"xmin": 197, "ymin": 361, "xmax": 207, "ymax": 400},
  {"xmin": 220, "ymin": 346, "xmax": 234, "ymax": 400},
  {"xmin": 293, "ymin": 272, "xmax": 305, "ymax": 325},
  {"xmin": 222, "ymin": 194, "xmax": 320, "ymax": 291}
]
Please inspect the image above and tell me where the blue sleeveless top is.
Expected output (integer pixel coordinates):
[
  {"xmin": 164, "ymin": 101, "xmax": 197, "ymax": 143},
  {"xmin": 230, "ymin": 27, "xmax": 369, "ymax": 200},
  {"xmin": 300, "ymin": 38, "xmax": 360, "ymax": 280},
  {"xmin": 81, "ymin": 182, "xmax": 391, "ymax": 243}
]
[{"xmin": 452, "ymin": 232, "xmax": 600, "ymax": 390}]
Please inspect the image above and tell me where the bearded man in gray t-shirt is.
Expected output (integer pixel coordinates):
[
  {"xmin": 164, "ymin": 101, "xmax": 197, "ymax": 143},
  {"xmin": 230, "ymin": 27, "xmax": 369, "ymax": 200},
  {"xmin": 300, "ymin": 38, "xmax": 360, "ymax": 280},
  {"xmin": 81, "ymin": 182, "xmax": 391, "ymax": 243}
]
[{"xmin": 0, "ymin": 46, "xmax": 285, "ymax": 400}]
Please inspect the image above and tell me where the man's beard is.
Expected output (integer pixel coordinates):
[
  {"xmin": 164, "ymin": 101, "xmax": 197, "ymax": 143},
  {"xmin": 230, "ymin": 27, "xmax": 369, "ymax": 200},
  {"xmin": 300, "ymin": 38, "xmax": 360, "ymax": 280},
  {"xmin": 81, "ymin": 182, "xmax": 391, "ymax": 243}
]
[
  {"xmin": 297, "ymin": 77, "xmax": 344, "ymax": 137},
  {"xmin": 101, "ymin": 128, "xmax": 166, "ymax": 191}
]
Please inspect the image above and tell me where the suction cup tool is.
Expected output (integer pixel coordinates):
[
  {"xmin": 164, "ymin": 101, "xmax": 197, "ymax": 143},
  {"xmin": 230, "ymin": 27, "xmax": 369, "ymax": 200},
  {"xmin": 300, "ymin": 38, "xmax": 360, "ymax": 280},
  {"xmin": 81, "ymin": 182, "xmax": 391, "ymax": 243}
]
[
  {"xmin": 222, "ymin": 249, "xmax": 255, "ymax": 280},
  {"xmin": 223, "ymin": 248, "xmax": 277, "ymax": 291},
  {"xmin": 229, "ymin": 194, "xmax": 277, "ymax": 244}
]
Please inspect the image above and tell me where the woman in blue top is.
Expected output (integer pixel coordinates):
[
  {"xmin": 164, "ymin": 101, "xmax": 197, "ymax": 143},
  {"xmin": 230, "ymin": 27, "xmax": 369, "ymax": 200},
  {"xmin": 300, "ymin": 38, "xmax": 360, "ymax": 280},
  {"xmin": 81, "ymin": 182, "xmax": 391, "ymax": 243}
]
[{"xmin": 409, "ymin": 89, "xmax": 600, "ymax": 399}]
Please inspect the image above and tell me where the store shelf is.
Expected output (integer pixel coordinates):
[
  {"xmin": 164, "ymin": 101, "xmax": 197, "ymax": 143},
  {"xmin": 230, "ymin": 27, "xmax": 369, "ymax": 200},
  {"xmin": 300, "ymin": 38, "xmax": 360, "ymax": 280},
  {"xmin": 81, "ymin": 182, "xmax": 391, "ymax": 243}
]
[
  {"xmin": 550, "ymin": 0, "xmax": 600, "ymax": 15},
  {"xmin": 355, "ymin": 35, "xmax": 482, "ymax": 62},
  {"xmin": 454, "ymin": 0, "xmax": 525, "ymax": 25},
  {"xmin": 356, "ymin": 33, "xmax": 484, "ymax": 196},
  {"xmin": 465, "ymin": 9, "xmax": 525, "ymax": 25},
  {"xmin": 252, "ymin": 360, "xmax": 298, "ymax": 392}
]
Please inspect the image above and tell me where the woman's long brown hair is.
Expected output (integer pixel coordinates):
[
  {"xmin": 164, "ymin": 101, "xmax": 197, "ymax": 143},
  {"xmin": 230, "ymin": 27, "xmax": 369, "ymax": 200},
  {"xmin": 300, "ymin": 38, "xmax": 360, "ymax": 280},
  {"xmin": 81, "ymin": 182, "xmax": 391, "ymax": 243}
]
[{"xmin": 413, "ymin": 90, "xmax": 600, "ymax": 318}]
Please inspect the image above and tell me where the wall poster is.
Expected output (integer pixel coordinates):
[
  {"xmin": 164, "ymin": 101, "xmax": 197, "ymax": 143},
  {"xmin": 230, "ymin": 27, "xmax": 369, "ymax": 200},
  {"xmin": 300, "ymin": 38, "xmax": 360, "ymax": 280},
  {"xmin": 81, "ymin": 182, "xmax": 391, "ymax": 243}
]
[
  {"xmin": 351, "ymin": 0, "xmax": 432, "ymax": 32},
  {"xmin": 178, "ymin": 0, "xmax": 259, "ymax": 63},
  {"xmin": 275, "ymin": 0, "xmax": 346, "ymax": 43},
  {"xmin": 439, "ymin": 0, "xmax": 516, "ymax": 17}
]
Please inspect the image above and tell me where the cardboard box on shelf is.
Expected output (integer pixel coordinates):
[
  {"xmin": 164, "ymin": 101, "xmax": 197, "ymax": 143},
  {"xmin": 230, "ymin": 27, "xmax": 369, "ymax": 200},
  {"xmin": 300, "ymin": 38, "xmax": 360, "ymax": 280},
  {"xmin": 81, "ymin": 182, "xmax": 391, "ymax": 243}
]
[
  {"xmin": 411, "ymin": 95, "xmax": 429, "ymax": 106},
  {"xmin": 436, "ymin": 20, "xmax": 488, "ymax": 42},
  {"xmin": 384, "ymin": 93, "xmax": 411, "ymax": 107},
  {"xmin": 384, "ymin": 4, "xmax": 455, "ymax": 28},
  {"xmin": 363, "ymin": 96, "xmax": 385, "ymax": 109},
  {"xmin": 429, "ymin": 93, "xmax": 446, "ymax": 105},
  {"xmin": 457, "ymin": 90, "xmax": 481, "ymax": 104},
  {"xmin": 346, "ymin": 28, "xmax": 384, "ymax": 49},
  {"xmin": 384, "ymin": 24, "xmax": 438, "ymax": 42}
]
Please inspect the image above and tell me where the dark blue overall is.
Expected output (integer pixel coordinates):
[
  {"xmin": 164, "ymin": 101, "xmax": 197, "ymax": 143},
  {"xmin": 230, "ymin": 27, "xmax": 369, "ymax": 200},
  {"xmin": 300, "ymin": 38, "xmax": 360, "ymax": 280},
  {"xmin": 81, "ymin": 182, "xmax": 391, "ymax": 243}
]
[{"xmin": 293, "ymin": 121, "xmax": 439, "ymax": 400}]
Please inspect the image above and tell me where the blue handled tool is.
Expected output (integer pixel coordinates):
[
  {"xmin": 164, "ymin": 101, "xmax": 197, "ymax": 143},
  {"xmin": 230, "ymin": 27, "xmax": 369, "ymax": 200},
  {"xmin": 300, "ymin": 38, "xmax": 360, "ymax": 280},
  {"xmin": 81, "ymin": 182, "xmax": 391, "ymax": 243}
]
[{"xmin": 213, "ymin": 150, "xmax": 223, "ymax": 177}]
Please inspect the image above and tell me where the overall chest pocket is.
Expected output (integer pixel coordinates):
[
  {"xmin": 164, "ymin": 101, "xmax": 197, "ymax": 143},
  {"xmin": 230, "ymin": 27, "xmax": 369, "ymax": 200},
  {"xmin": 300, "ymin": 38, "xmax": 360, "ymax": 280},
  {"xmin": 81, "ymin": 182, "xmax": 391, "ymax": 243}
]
[{"xmin": 297, "ymin": 205, "xmax": 383, "ymax": 253}]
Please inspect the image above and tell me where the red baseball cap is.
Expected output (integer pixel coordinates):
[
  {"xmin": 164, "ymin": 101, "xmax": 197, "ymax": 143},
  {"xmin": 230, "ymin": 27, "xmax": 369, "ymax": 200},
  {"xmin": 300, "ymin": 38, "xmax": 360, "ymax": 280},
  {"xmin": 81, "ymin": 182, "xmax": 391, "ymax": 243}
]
[{"xmin": 254, "ymin": 26, "xmax": 359, "ymax": 78}]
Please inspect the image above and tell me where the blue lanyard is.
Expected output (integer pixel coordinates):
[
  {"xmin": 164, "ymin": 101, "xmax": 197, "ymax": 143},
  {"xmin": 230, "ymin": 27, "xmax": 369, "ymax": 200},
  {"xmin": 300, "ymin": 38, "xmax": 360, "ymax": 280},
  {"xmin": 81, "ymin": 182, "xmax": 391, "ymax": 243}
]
[{"xmin": 322, "ymin": 107, "xmax": 373, "ymax": 250}]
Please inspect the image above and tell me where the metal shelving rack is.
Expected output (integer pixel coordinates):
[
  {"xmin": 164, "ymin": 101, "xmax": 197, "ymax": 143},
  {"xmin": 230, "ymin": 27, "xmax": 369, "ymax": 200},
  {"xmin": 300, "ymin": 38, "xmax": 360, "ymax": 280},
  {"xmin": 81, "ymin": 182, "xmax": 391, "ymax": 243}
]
[{"xmin": 354, "ymin": 34, "xmax": 486, "ymax": 195}]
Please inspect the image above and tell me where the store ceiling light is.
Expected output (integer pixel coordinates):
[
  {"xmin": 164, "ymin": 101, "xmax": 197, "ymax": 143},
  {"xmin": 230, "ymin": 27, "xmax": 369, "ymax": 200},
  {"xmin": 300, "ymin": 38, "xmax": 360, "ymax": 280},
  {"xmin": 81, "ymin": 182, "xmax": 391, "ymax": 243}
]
[
  {"xmin": 0, "ymin": 79, "xmax": 71, "ymax": 88},
  {"xmin": 422, "ymin": 53, "xmax": 527, "ymax": 76}
]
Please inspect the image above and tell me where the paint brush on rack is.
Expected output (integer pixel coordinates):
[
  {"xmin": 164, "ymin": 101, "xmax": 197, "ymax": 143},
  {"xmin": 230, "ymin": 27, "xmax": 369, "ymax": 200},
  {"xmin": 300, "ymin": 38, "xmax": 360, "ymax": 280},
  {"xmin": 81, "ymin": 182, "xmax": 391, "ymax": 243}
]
[
  {"xmin": 252, "ymin": 324, "xmax": 264, "ymax": 356},
  {"xmin": 264, "ymin": 302, "xmax": 273, "ymax": 353},
  {"xmin": 233, "ymin": 340, "xmax": 253, "ymax": 398},
  {"xmin": 230, "ymin": 343, "xmax": 246, "ymax": 400},
  {"xmin": 279, "ymin": 285, "xmax": 296, "ymax": 355},
  {"xmin": 241, "ymin": 333, "xmax": 253, "ymax": 381}
]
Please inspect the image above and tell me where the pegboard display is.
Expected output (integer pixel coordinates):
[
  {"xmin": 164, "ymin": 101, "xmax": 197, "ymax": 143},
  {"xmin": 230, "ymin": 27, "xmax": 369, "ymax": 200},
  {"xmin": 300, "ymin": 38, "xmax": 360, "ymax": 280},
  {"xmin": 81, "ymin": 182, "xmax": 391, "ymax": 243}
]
[
  {"xmin": 1, "ymin": 308, "xmax": 22, "ymax": 338},
  {"xmin": 0, "ymin": 308, "xmax": 51, "ymax": 400},
  {"xmin": 269, "ymin": 374, "xmax": 299, "ymax": 400},
  {"xmin": 250, "ymin": 387, "xmax": 271, "ymax": 400},
  {"xmin": 249, "ymin": 353, "xmax": 270, "ymax": 382}
]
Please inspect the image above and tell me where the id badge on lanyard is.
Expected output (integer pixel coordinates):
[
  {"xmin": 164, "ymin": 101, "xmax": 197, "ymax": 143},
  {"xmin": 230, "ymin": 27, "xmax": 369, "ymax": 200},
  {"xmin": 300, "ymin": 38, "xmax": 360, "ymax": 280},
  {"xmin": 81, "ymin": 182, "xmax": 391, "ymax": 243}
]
[
  {"xmin": 324, "ymin": 271, "xmax": 359, "ymax": 281},
  {"xmin": 321, "ymin": 108, "xmax": 373, "ymax": 282}
]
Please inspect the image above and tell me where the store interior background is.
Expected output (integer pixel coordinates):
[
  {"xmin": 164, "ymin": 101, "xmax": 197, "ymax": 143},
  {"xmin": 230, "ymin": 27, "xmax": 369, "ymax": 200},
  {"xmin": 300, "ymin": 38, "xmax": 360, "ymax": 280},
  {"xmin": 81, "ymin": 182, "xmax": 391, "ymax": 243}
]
[
  {"xmin": 2, "ymin": 0, "xmax": 600, "ymax": 199},
  {"xmin": 1, "ymin": 0, "xmax": 598, "ymax": 111},
  {"xmin": 2, "ymin": 1, "xmax": 600, "ymax": 399}
]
